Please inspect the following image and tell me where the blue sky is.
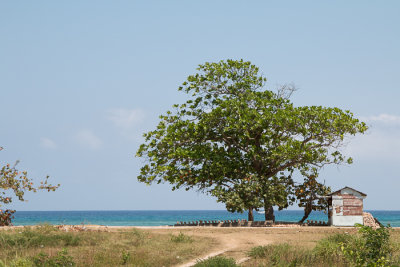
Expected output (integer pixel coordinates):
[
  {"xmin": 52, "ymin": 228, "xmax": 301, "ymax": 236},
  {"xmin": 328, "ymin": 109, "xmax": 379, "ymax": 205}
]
[{"xmin": 1, "ymin": 1, "xmax": 399, "ymax": 211}]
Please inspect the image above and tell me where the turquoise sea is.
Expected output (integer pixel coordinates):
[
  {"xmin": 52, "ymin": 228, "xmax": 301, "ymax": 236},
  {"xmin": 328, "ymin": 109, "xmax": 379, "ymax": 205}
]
[{"xmin": 10, "ymin": 210, "xmax": 400, "ymax": 227}]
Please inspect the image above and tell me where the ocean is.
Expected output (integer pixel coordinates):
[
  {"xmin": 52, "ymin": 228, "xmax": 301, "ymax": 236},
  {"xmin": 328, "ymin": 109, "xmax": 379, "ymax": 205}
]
[{"xmin": 10, "ymin": 210, "xmax": 400, "ymax": 227}]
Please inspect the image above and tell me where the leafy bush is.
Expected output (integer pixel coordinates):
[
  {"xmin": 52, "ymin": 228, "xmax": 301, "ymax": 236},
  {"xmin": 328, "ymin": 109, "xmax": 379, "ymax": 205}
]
[
  {"xmin": 313, "ymin": 233, "xmax": 354, "ymax": 261},
  {"xmin": 171, "ymin": 232, "xmax": 193, "ymax": 243},
  {"xmin": 340, "ymin": 224, "xmax": 393, "ymax": 267},
  {"xmin": 194, "ymin": 256, "xmax": 238, "ymax": 267},
  {"xmin": 247, "ymin": 225, "xmax": 399, "ymax": 267},
  {"xmin": 31, "ymin": 248, "xmax": 75, "ymax": 267}
]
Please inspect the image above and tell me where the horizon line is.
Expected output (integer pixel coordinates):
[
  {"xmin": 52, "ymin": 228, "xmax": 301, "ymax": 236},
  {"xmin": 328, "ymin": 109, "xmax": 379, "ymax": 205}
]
[{"xmin": 12, "ymin": 209, "xmax": 400, "ymax": 212}]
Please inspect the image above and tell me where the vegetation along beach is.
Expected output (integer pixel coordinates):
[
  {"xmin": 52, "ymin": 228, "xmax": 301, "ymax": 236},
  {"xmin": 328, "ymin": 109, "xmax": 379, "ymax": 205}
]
[{"xmin": 1, "ymin": 225, "xmax": 400, "ymax": 266}]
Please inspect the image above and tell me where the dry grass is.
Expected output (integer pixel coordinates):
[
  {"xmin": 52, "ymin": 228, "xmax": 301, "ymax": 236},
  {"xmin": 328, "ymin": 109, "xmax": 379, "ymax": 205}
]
[
  {"xmin": 0, "ymin": 225, "xmax": 215, "ymax": 266},
  {"xmin": 1, "ymin": 225, "xmax": 399, "ymax": 266}
]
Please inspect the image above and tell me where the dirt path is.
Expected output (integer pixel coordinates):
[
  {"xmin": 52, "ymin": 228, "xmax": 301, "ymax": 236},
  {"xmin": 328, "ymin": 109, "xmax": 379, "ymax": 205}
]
[
  {"xmin": 146, "ymin": 227, "xmax": 274, "ymax": 266},
  {"xmin": 143, "ymin": 226, "xmax": 360, "ymax": 267},
  {"xmin": 176, "ymin": 232, "xmax": 269, "ymax": 266}
]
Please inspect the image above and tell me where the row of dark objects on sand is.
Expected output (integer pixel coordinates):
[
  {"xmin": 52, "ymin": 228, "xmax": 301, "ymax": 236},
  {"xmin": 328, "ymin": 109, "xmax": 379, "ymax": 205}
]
[{"xmin": 173, "ymin": 219, "xmax": 328, "ymax": 227}]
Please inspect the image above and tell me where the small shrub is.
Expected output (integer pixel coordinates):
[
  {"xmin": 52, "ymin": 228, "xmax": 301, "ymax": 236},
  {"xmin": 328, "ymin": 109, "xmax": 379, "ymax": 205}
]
[
  {"xmin": 171, "ymin": 232, "xmax": 193, "ymax": 243},
  {"xmin": 313, "ymin": 233, "xmax": 353, "ymax": 260},
  {"xmin": 194, "ymin": 256, "xmax": 238, "ymax": 267},
  {"xmin": 121, "ymin": 251, "xmax": 131, "ymax": 265},
  {"xmin": 341, "ymin": 224, "xmax": 393, "ymax": 267},
  {"xmin": 31, "ymin": 248, "xmax": 75, "ymax": 267}
]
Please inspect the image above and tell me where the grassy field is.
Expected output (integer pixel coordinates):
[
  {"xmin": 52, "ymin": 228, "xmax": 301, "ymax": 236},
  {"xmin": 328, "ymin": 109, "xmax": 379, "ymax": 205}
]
[
  {"xmin": 0, "ymin": 225, "xmax": 216, "ymax": 266},
  {"xmin": 1, "ymin": 225, "xmax": 399, "ymax": 266},
  {"xmin": 192, "ymin": 228, "xmax": 400, "ymax": 267},
  {"xmin": 241, "ymin": 229, "xmax": 400, "ymax": 267}
]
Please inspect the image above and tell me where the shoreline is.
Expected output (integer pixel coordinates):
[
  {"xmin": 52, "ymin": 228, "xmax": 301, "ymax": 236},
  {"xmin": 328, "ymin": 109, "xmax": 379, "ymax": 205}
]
[
  {"xmin": 10, "ymin": 210, "xmax": 400, "ymax": 228},
  {"xmin": 2, "ymin": 225, "xmax": 399, "ymax": 231}
]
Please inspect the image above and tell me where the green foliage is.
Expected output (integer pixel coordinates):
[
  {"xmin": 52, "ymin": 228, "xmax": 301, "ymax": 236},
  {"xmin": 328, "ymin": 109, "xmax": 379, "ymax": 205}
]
[
  {"xmin": 0, "ymin": 148, "xmax": 59, "ymax": 225},
  {"xmin": 341, "ymin": 224, "xmax": 393, "ymax": 267},
  {"xmin": 0, "ymin": 209, "xmax": 15, "ymax": 226},
  {"xmin": 248, "ymin": 227, "xmax": 399, "ymax": 267},
  {"xmin": 120, "ymin": 251, "xmax": 131, "ymax": 265},
  {"xmin": 248, "ymin": 239, "xmax": 351, "ymax": 267},
  {"xmin": 31, "ymin": 249, "xmax": 75, "ymax": 267},
  {"xmin": 193, "ymin": 256, "xmax": 238, "ymax": 267},
  {"xmin": 0, "ymin": 225, "xmax": 81, "ymax": 249},
  {"xmin": 136, "ymin": 59, "xmax": 368, "ymax": 218},
  {"xmin": 313, "ymin": 233, "xmax": 353, "ymax": 260},
  {"xmin": 295, "ymin": 168, "xmax": 331, "ymax": 223},
  {"xmin": 171, "ymin": 232, "xmax": 193, "ymax": 243}
]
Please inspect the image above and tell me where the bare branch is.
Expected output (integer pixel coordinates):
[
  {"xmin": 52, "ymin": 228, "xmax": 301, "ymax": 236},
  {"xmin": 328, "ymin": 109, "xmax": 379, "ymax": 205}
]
[{"xmin": 276, "ymin": 83, "xmax": 297, "ymax": 99}]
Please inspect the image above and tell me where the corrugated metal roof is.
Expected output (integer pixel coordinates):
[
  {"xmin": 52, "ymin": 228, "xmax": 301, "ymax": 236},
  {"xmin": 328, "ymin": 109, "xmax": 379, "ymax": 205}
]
[{"xmin": 328, "ymin": 186, "xmax": 367, "ymax": 197}]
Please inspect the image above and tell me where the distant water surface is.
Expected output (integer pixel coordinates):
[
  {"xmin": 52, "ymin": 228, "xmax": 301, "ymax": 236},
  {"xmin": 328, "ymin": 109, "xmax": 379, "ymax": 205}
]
[{"xmin": 11, "ymin": 210, "xmax": 400, "ymax": 227}]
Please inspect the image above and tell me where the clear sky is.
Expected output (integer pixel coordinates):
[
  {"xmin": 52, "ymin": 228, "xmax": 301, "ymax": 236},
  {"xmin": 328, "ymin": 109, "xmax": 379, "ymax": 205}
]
[{"xmin": 1, "ymin": 1, "xmax": 399, "ymax": 211}]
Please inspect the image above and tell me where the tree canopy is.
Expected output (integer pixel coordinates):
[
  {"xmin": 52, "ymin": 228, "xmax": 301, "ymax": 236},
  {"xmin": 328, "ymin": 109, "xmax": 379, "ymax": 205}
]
[{"xmin": 136, "ymin": 59, "xmax": 368, "ymax": 220}]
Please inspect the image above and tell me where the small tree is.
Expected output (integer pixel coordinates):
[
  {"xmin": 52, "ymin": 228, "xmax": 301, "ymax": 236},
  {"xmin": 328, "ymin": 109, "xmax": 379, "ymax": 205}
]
[
  {"xmin": 295, "ymin": 167, "xmax": 331, "ymax": 223},
  {"xmin": 0, "ymin": 147, "xmax": 59, "ymax": 226}
]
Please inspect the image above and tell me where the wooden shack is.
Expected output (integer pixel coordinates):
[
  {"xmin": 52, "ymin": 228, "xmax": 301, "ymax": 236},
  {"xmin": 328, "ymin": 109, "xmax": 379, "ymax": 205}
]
[{"xmin": 327, "ymin": 187, "xmax": 367, "ymax": 226}]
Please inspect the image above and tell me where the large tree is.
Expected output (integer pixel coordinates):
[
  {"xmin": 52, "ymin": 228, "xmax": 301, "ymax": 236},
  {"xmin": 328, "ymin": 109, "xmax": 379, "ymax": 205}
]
[{"xmin": 136, "ymin": 60, "xmax": 367, "ymax": 221}]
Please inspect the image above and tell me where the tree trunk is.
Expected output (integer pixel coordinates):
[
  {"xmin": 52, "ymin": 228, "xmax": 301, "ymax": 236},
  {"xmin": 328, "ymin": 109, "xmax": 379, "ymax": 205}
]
[
  {"xmin": 299, "ymin": 202, "xmax": 312, "ymax": 223},
  {"xmin": 248, "ymin": 208, "xmax": 254, "ymax": 221},
  {"xmin": 264, "ymin": 205, "xmax": 275, "ymax": 222}
]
